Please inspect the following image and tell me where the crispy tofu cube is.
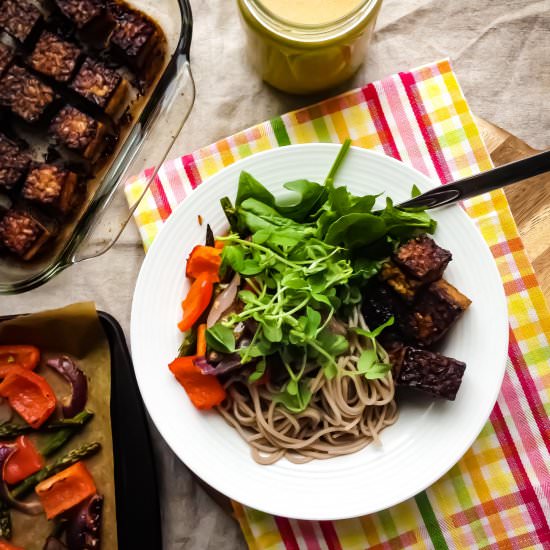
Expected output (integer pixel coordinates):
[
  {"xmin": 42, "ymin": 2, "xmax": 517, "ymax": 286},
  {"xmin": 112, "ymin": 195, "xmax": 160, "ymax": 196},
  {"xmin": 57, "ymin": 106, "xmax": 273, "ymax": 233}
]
[
  {"xmin": 109, "ymin": 3, "xmax": 160, "ymax": 70},
  {"xmin": 70, "ymin": 58, "xmax": 128, "ymax": 117},
  {"xmin": 0, "ymin": 65, "xmax": 55, "ymax": 123},
  {"xmin": 405, "ymin": 279, "xmax": 471, "ymax": 346},
  {"xmin": 0, "ymin": 209, "xmax": 53, "ymax": 259},
  {"xmin": 393, "ymin": 235, "xmax": 452, "ymax": 283},
  {"xmin": 380, "ymin": 261, "xmax": 423, "ymax": 302},
  {"xmin": 22, "ymin": 164, "xmax": 79, "ymax": 213},
  {"xmin": 0, "ymin": 43, "xmax": 15, "ymax": 78},
  {"xmin": 0, "ymin": 133, "xmax": 30, "ymax": 191},
  {"xmin": 49, "ymin": 105, "xmax": 106, "ymax": 160},
  {"xmin": 54, "ymin": 0, "xmax": 105, "ymax": 29},
  {"xmin": 28, "ymin": 32, "xmax": 82, "ymax": 83},
  {"xmin": 0, "ymin": 0, "xmax": 43, "ymax": 44},
  {"xmin": 395, "ymin": 347, "xmax": 466, "ymax": 401}
]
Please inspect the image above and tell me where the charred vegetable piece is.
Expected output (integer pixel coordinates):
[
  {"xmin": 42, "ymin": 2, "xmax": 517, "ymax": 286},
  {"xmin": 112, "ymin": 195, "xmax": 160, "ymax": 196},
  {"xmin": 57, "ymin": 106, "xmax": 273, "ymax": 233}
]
[
  {"xmin": 12, "ymin": 442, "xmax": 100, "ymax": 499},
  {"xmin": 0, "ymin": 0, "xmax": 43, "ymax": 44},
  {"xmin": 70, "ymin": 58, "xmax": 128, "ymax": 117},
  {"xmin": 109, "ymin": 2, "xmax": 159, "ymax": 69},
  {"xmin": 0, "ymin": 443, "xmax": 42, "ymax": 515},
  {"xmin": 0, "ymin": 345, "xmax": 40, "ymax": 370},
  {"xmin": 4, "ymin": 435, "xmax": 44, "ymax": 485},
  {"xmin": 0, "ymin": 134, "xmax": 30, "ymax": 192},
  {"xmin": 35, "ymin": 461, "xmax": 96, "ymax": 520},
  {"xmin": 0, "ymin": 43, "xmax": 14, "ymax": 79},
  {"xmin": 178, "ymin": 273, "xmax": 215, "ymax": 333},
  {"xmin": 395, "ymin": 347, "xmax": 466, "ymax": 401},
  {"xmin": 404, "ymin": 279, "xmax": 472, "ymax": 346},
  {"xmin": 22, "ymin": 164, "xmax": 79, "ymax": 214},
  {"xmin": 44, "ymin": 537, "xmax": 68, "ymax": 550},
  {"xmin": 393, "ymin": 235, "xmax": 452, "ymax": 284},
  {"xmin": 169, "ymin": 356, "xmax": 226, "ymax": 410},
  {"xmin": 379, "ymin": 261, "xmax": 423, "ymax": 302},
  {"xmin": 186, "ymin": 245, "xmax": 222, "ymax": 282},
  {"xmin": 362, "ymin": 281, "xmax": 406, "ymax": 352},
  {"xmin": 46, "ymin": 356, "xmax": 88, "ymax": 418},
  {"xmin": 0, "ymin": 499, "xmax": 11, "ymax": 540},
  {"xmin": 0, "ymin": 366, "xmax": 56, "ymax": 429},
  {"xmin": 28, "ymin": 32, "xmax": 81, "ymax": 83},
  {"xmin": 0, "ymin": 209, "xmax": 54, "ymax": 260},
  {"xmin": 65, "ymin": 494, "xmax": 103, "ymax": 550},
  {"xmin": 49, "ymin": 106, "xmax": 106, "ymax": 160},
  {"xmin": 41, "ymin": 410, "xmax": 94, "ymax": 458},
  {"xmin": 0, "ymin": 539, "xmax": 23, "ymax": 549},
  {"xmin": 0, "ymin": 66, "xmax": 55, "ymax": 124},
  {"xmin": 54, "ymin": 0, "xmax": 104, "ymax": 29}
]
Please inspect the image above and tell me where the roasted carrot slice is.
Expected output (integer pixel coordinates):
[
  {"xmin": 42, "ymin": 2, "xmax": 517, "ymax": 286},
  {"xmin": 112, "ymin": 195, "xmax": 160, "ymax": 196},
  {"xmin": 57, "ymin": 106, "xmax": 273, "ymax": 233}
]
[
  {"xmin": 4, "ymin": 435, "xmax": 44, "ymax": 485},
  {"xmin": 0, "ymin": 366, "xmax": 56, "ymax": 428},
  {"xmin": 0, "ymin": 345, "xmax": 40, "ymax": 370},
  {"xmin": 35, "ymin": 461, "xmax": 96, "ymax": 520},
  {"xmin": 169, "ymin": 356, "xmax": 226, "ymax": 410},
  {"xmin": 196, "ymin": 324, "xmax": 207, "ymax": 356}
]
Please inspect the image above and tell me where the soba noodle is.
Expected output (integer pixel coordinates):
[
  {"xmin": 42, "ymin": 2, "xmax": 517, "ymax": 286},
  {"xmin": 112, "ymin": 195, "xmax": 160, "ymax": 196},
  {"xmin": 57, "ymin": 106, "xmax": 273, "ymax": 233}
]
[{"xmin": 217, "ymin": 308, "xmax": 398, "ymax": 464}]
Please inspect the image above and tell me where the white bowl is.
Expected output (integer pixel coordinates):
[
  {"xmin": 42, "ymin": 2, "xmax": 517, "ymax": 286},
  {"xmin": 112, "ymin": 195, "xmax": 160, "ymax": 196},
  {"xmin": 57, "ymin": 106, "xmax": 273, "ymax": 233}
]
[{"xmin": 131, "ymin": 144, "xmax": 508, "ymax": 520}]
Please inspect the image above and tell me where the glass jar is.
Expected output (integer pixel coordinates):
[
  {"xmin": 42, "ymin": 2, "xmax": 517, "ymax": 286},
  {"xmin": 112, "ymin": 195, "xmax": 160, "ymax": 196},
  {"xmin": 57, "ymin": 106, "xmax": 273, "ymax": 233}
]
[{"xmin": 237, "ymin": 0, "xmax": 383, "ymax": 95}]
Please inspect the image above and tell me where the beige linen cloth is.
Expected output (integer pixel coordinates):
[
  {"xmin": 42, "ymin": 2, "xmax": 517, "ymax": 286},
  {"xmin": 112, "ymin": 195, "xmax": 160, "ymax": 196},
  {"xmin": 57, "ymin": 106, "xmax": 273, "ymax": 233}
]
[{"xmin": 2, "ymin": 0, "xmax": 549, "ymax": 548}]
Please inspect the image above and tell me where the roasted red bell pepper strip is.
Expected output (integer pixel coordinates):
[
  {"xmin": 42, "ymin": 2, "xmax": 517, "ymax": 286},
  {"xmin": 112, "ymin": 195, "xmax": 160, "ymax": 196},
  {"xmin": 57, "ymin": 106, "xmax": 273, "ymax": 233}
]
[
  {"xmin": 0, "ymin": 541, "xmax": 25, "ymax": 550},
  {"xmin": 169, "ymin": 356, "xmax": 226, "ymax": 410},
  {"xmin": 4, "ymin": 435, "xmax": 44, "ymax": 485},
  {"xmin": 0, "ymin": 366, "xmax": 56, "ymax": 429},
  {"xmin": 196, "ymin": 324, "xmax": 207, "ymax": 357},
  {"xmin": 178, "ymin": 273, "xmax": 214, "ymax": 333},
  {"xmin": 186, "ymin": 245, "xmax": 222, "ymax": 282},
  {"xmin": 0, "ymin": 345, "xmax": 40, "ymax": 370},
  {"xmin": 35, "ymin": 461, "xmax": 97, "ymax": 520}
]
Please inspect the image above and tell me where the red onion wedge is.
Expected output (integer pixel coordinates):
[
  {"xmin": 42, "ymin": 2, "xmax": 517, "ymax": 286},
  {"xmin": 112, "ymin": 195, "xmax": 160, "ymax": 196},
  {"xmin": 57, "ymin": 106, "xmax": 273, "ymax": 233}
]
[
  {"xmin": 0, "ymin": 444, "xmax": 43, "ymax": 515},
  {"xmin": 66, "ymin": 494, "xmax": 103, "ymax": 550},
  {"xmin": 194, "ymin": 355, "xmax": 243, "ymax": 376},
  {"xmin": 46, "ymin": 357, "xmax": 88, "ymax": 418},
  {"xmin": 206, "ymin": 274, "xmax": 241, "ymax": 328}
]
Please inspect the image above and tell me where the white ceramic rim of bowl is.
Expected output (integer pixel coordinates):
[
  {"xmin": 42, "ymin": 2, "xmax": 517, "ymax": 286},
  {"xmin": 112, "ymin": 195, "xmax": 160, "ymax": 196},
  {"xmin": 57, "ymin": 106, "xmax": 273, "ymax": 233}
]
[{"xmin": 131, "ymin": 144, "xmax": 508, "ymax": 520}]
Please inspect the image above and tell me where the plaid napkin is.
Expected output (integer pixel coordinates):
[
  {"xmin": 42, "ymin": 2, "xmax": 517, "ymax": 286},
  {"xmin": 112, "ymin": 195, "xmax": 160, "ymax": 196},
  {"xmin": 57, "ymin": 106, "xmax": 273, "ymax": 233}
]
[{"xmin": 125, "ymin": 60, "xmax": 550, "ymax": 549}]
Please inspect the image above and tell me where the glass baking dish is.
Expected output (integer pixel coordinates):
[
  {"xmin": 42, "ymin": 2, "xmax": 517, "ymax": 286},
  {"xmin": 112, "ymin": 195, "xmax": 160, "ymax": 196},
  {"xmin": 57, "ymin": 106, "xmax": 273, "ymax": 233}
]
[{"xmin": 0, "ymin": 0, "xmax": 195, "ymax": 295}]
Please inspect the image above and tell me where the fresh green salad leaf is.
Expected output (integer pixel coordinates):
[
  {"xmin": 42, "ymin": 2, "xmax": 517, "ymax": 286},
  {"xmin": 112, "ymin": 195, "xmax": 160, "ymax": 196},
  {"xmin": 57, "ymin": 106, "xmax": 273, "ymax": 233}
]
[
  {"xmin": 212, "ymin": 140, "xmax": 435, "ymax": 413},
  {"xmin": 206, "ymin": 324, "xmax": 236, "ymax": 353}
]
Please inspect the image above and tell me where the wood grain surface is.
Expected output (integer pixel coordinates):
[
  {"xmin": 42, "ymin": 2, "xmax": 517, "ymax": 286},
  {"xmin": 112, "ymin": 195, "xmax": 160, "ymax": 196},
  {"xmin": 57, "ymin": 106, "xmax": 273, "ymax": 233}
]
[{"xmin": 476, "ymin": 117, "xmax": 550, "ymax": 302}]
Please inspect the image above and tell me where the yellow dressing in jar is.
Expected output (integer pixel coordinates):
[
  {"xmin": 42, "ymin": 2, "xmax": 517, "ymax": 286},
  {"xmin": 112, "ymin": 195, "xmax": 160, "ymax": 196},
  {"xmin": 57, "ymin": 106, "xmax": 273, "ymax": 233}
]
[
  {"xmin": 237, "ymin": 0, "xmax": 383, "ymax": 94},
  {"xmin": 260, "ymin": 0, "xmax": 365, "ymax": 26}
]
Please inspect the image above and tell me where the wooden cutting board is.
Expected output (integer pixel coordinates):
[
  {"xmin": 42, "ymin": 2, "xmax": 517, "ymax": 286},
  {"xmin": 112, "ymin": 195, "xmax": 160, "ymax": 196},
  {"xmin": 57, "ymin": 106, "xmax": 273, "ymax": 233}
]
[
  {"xmin": 475, "ymin": 117, "xmax": 550, "ymax": 302},
  {"xmin": 199, "ymin": 118, "xmax": 550, "ymax": 516}
]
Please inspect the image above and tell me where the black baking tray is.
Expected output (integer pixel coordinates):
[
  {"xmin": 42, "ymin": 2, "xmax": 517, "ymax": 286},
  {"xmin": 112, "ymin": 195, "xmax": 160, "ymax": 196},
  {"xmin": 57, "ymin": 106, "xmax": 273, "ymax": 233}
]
[{"xmin": 0, "ymin": 311, "xmax": 162, "ymax": 549}]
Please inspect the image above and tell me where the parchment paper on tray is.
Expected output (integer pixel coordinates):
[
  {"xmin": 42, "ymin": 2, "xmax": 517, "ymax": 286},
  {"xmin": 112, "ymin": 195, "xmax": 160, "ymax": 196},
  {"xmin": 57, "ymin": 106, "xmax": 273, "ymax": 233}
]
[{"xmin": 0, "ymin": 303, "xmax": 117, "ymax": 550}]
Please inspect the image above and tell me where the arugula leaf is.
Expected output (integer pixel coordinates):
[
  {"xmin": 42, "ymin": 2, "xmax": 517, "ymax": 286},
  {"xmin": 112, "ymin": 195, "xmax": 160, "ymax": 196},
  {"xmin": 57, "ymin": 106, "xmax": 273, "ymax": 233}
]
[
  {"xmin": 277, "ymin": 180, "xmax": 327, "ymax": 221},
  {"xmin": 236, "ymin": 171, "xmax": 276, "ymax": 207},
  {"xmin": 325, "ymin": 213, "xmax": 387, "ymax": 248},
  {"xmin": 206, "ymin": 324, "xmax": 236, "ymax": 353}
]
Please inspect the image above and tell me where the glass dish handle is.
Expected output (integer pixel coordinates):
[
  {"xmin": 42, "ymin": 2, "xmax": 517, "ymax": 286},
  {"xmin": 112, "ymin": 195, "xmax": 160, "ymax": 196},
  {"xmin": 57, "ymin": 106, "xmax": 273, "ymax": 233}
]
[{"xmin": 70, "ymin": 55, "xmax": 196, "ymax": 263}]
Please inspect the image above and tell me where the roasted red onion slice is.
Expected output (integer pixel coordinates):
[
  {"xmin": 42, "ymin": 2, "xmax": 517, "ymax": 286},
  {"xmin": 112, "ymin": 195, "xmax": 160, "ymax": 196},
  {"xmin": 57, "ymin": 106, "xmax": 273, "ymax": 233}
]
[
  {"xmin": 194, "ymin": 355, "xmax": 243, "ymax": 376},
  {"xmin": 66, "ymin": 494, "xmax": 103, "ymax": 550},
  {"xmin": 0, "ymin": 443, "xmax": 43, "ymax": 515},
  {"xmin": 206, "ymin": 274, "xmax": 241, "ymax": 328},
  {"xmin": 46, "ymin": 356, "xmax": 88, "ymax": 418},
  {"xmin": 44, "ymin": 536, "xmax": 68, "ymax": 550}
]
